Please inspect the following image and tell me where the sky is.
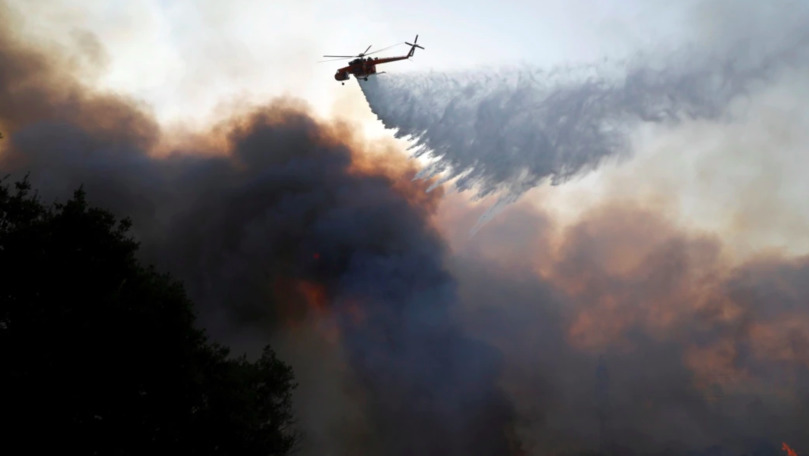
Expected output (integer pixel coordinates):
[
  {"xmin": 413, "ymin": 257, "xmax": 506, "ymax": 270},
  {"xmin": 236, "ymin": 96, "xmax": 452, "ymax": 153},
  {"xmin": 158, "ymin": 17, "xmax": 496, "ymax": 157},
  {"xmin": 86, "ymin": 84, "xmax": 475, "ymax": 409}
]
[
  {"xmin": 6, "ymin": 0, "xmax": 691, "ymax": 124},
  {"xmin": 3, "ymin": 1, "xmax": 809, "ymax": 455}
]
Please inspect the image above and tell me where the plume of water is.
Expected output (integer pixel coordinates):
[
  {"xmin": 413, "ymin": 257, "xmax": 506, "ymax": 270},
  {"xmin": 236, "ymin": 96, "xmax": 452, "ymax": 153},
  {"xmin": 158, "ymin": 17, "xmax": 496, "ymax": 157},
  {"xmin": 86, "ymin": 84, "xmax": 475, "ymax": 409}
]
[{"xmin": 360, "ymin": 29, "xmax": 809, "ymax": 230}]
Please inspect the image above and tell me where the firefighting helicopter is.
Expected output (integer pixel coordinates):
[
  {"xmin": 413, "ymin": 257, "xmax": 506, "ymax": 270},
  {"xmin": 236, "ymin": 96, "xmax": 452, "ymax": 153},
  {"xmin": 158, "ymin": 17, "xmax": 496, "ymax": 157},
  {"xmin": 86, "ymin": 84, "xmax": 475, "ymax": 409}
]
[{"xmin": 321, "ymin": 35, "xmax": 424, "ymax": 85}]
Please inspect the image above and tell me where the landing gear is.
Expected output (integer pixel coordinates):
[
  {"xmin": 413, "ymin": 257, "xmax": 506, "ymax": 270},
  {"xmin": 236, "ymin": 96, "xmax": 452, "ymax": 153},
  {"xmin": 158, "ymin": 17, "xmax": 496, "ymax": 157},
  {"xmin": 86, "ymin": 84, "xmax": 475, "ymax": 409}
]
[
  {"xmin": 363, "ymin": 77, "xmax": 368, "ymax": 81},
  {"xmin": 342, "ymin": 82, "xmax": 345, "ymax": 85}
]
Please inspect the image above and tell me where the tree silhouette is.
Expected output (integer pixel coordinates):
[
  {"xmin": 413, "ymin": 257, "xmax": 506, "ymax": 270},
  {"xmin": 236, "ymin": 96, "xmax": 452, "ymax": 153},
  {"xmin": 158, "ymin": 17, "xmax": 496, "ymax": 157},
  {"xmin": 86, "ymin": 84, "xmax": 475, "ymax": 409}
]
[{"xmin": 0, "ymin": 176, "xmax": 298, "ymax": 455}]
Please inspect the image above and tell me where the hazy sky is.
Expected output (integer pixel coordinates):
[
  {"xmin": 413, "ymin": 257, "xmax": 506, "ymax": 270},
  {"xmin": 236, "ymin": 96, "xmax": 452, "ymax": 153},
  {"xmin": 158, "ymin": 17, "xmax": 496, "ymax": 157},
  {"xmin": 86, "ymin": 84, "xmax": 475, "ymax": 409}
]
[
  {"xmin": 6, "ymin": 0, "xmax": 808, "ymax": 255},
  {"xmin": 7, "ymin": 0, "xmax": 695, "ymax": 124}
]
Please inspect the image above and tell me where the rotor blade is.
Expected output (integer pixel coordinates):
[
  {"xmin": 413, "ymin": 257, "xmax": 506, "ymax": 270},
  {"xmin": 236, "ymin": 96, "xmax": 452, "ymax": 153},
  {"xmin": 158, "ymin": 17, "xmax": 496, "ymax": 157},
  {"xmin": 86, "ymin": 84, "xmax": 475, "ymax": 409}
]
[
  {"xmin": 318, "ymin": 57, "xmax": 352, "ymax": 63},
  {"xmin": 365, "ymin": 42, "xmax": 405, "ymax": 55},
  {"xmin": 323, "ymin": 55, "xmax": 354, "ymax": 58},
  {"xmin": 363, "ymin": 44, "xmax": 372, "ymax": 55}
]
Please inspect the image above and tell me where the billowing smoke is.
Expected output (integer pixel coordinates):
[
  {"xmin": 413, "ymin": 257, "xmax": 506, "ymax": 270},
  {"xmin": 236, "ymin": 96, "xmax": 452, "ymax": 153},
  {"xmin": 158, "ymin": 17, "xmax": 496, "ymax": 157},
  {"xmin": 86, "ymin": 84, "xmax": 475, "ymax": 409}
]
[
  {"xmin": 440, "ymin": 195, "xmax": 809, "ymax": 455},
  {"xmin": 0, "ymin": 10, "xmax": 516, "ymax": 455},
  {"xmin": 359, "ymin": 6, "xmax": 809, "ymax": 225}
]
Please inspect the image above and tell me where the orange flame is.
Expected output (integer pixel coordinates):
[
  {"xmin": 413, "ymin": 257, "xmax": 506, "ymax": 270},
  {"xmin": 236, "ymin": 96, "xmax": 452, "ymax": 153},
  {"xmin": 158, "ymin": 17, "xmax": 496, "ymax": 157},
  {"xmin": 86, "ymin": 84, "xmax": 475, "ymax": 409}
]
[
  {"xmin": 297, "ymin": 280, "xmax": 329, "ymax": 315},
  {"xmin": 783, "ymin": 442, "xmax": 798, "ymax": 456},
  {"xmin": 273, "ymin": 279, "xmax": 342, "ymax": 344}
]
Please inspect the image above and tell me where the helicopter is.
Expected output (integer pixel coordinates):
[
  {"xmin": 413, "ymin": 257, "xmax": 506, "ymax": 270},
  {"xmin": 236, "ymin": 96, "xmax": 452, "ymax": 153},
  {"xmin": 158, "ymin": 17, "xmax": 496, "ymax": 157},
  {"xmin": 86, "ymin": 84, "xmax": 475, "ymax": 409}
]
[{"xmin": 322, "ymin": 35, "xmax": 424, "ymax": 85}]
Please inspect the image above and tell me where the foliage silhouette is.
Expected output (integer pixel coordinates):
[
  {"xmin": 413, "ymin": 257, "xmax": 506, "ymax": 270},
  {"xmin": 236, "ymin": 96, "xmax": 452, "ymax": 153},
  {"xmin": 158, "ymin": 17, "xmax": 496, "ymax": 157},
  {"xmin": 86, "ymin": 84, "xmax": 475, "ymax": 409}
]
[{"xmin": 0, "ymin": 176, "xmax": 298, "ymax": 455}]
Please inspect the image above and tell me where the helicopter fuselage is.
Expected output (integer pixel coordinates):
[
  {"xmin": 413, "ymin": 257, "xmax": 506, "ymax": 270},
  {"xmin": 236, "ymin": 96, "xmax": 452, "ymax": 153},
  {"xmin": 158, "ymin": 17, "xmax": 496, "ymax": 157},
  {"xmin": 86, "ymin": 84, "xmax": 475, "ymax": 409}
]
[{"xmin": 335, "ymin": 57, "xmax": 382, "ymax": 82}]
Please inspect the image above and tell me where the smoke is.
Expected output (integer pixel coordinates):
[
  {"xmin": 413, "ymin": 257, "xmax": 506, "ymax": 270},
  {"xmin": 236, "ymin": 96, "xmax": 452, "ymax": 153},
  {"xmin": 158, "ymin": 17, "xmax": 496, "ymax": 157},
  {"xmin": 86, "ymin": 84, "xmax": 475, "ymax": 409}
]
[
  {"xmin": 0, "ymin": 8, "xmax": 516, "ymax": 456},
  {"xmin": 437, "ymin": 195, "xmax": 809, "ymax": 455},
  {"xmin": 359, "ymin": 2, "xmax": 809, "ymax": 226}
]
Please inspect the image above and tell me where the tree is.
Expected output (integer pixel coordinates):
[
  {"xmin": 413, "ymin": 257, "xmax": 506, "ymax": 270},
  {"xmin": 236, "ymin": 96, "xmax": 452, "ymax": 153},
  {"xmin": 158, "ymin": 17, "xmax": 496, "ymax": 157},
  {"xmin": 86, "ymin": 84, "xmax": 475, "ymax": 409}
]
[{"xmin": 0, "ymin": 176, "xmax": 298, "ymax": 455}]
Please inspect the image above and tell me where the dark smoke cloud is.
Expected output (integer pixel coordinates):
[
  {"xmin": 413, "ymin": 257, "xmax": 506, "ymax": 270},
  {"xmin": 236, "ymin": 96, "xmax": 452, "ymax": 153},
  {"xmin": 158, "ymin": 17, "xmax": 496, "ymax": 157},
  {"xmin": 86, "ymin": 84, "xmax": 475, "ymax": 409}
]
[
  {"xmin": 359, "ymin": 2, "xmax": 809, "ymax": 227},
  {"xmin": 0, "ymin": 11, "xmax": 516, "ymax": 456}
]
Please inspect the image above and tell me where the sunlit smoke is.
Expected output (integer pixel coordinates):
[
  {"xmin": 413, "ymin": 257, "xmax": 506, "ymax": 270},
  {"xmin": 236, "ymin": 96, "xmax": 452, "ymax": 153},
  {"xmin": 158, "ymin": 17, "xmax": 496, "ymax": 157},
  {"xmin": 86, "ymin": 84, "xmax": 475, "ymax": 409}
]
[
  {"xmin": 442, "ymin": 193, "xmax": 809, "ymax": 455},
  {"xmin": 359, "ymin": 20, "xmax": 809, "ymax": 228}
]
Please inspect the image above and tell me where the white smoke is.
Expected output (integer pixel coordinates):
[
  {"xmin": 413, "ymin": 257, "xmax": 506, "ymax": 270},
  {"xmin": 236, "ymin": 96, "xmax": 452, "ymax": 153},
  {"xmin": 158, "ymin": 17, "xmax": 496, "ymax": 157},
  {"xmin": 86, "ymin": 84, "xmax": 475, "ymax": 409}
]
[{"xmin": 359, "ymin": 21, "xmax": 809, "ymax": 228}]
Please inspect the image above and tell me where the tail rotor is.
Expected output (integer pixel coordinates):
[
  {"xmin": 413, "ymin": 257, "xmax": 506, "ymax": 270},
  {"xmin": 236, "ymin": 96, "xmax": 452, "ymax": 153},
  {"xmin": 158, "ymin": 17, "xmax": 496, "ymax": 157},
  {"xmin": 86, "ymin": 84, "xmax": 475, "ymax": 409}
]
[{"xmin": 405, "ymin": 34, "xmax": 424, "ymax": 57}]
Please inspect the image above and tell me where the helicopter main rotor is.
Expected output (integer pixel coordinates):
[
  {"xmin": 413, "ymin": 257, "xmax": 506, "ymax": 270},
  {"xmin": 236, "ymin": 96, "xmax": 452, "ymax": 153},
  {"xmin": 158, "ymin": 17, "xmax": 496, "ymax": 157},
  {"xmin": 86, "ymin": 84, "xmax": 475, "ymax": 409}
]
[{"xmin": 321, "ymin": 42, "xmax": 403, "ymax": 62}]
